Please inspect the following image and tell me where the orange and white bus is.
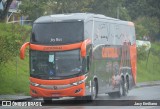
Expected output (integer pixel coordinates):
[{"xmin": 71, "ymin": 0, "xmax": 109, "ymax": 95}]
[{"xmin": 20, "ymin": 13, "xmax": 137, "ymax": 101}]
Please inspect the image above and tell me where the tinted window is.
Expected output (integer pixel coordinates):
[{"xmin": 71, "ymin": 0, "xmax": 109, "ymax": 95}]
[
  {"xmin": 30, "ymin": 50, "xmax": 84, "ymax": 79},
  {"xmin": 31, "ymin": 21, "xmax": 84, "ymax": 45}
]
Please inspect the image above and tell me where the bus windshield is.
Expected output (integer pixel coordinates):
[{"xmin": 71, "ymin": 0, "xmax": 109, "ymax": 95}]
[
  {"xmin": 31, "ymin": 21, "xmax": 84, "ymax": 45},
  {"xmin": 30, "ymin": 49, "xmax": 83, "ymax": 79}
]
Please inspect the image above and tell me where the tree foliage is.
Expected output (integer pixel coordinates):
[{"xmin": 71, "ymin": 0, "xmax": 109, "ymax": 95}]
[
  {"xmin": 18, "ymin": 0, "xmax": 160, "ymax": 20},
  {"xmin": 135, "ymin": 17, "xmax": 159, "ymax": 40},
  {"xmin": 19, "ymin": 0, "xmax": 94, "ymax": 20},
  {"xmin": 0, "ymin": 0, "xmax": 13, "ymax": 21},
  {"xmin": 145, "ymin": 0, "xmax": 160, "ymax": 18},
  {"xmin": 19, "ymin": 0, "xmax": 45, "ymax": 21},
  {"xmin": 0, "ymin": 23, "xmax": 31, "ymax": 66},
  {"xmin": 123, "ymin": 0, "xmax": 160, "ymax": 40},
  {"xmin": 44, "ymin": 0, "xmax": 93, "ymax": 14}
]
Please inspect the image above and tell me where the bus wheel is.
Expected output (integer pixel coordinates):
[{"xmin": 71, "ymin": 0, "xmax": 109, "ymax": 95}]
[
  {"xmin": 118, "ymin": 78, "xmax": 128, "ymax": 97},
  {"xmin": 43, "ymin": 97, "xmax": 52, "ymax": 103},
  {"xmin": 118, "ymin": 81, "xmax": 123, "ymax": 97},
  {"xmin": 90, "ymin": 80, "xmax": 98, "ymax": 100},
  {"xmin": 124, "ymin": 78, "xmax": 129, "ymax": 96}
]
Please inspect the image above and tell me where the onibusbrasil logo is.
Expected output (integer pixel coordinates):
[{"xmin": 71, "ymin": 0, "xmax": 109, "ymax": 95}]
[{"xmin": 2, "ymin": 101, "xmax": 42, "ymax": 106}]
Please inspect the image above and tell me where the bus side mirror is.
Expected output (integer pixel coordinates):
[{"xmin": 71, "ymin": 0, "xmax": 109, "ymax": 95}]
[
  {"xmin": 81, "ymin": 39, "xmax": 91, "ymax": 57},
  {"xmin": 87, "ymin": 55, "xmax": 90, "ymax": 71},
  {"xmin": 20, "ymin": 42, "xmax": 30, "ymax": 60},
  {"xmin": 82, "ymin": 56, "xmax": 90, "ymax": 73},
  {"xmin": 82, "ymin": 57, "xmax": 87, "ymax": 72}
]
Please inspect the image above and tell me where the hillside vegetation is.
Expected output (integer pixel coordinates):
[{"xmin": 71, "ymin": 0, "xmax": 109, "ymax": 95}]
[
  {"xmin": 0, "ymin": 23, "xmax": 31, "ymax": 95},
  {"xmin": 137, "ymin": 42, "xmax": 160, "ymax": 82}
]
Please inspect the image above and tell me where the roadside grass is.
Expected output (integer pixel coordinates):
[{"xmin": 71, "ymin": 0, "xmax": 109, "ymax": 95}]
[
  {"xmin": 0, "ymin": 53, "xmax": 30, "ymax": 95},
  {"xmin": 0, "ymin": 23, "xmax": 31, "ymax": 95},
  {"xmin": 137, "ymin": 42, "xmax": 160, "ymax": 82}
]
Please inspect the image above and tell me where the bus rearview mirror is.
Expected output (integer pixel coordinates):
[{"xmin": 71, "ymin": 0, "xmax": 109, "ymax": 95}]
[{"xmin": 20, "ymin": 42, "xmax": 30, "ymax": 60}]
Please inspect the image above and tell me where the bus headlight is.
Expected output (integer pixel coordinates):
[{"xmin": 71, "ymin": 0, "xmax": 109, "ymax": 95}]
[
  {"xmin": 72, "ymin": 82, "xmax": 78, "ymax": 86},
  {"xmin": 71, "ymin": 76, "xmax": 87, "ymax": 86},
  {"xmin": 30, "ymin": 82, "xmax": 40, "ymax": 87}
]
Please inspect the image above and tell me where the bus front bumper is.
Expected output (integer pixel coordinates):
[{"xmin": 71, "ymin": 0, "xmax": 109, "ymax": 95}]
[{"xmin": 30, "ymin": 83, "xmax": 86, "ymax": 98}]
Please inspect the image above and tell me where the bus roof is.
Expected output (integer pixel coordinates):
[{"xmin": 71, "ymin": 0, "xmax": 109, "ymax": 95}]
[
  {"xmin": 34, "ymin": 13, "xmax": 134, "ymax": 26},
  {"xmin": 34, "ymin": 13, "xmax": 121, "ymax": 23}
]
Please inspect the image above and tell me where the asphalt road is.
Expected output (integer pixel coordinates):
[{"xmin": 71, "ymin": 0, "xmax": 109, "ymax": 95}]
[
  {"xmin": 38, "ymin": 85, "xmax": 160, "ymax": 108},
  {"xmin": 1, "ymin": 85, "xmax": 160, "ymax": 109}
]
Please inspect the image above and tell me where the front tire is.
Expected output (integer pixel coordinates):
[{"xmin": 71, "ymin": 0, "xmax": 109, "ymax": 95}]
[{"xmin": 88, "ymin": 80, "xmax": 98, "ymax": 100}]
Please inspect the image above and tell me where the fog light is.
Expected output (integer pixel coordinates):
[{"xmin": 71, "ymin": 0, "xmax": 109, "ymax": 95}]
[{"xmin": 75, "ymin": 88, "xmax": 82, "ymax": 93}]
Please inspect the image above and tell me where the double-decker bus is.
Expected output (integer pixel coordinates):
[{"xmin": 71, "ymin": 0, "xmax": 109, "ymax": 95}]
[{"xmin": 20, "ymin": 13, "xmax": 136, "ymax": 101}]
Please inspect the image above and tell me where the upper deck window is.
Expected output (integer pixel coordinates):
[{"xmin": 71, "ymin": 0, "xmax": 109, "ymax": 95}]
[{"xmin": 31, "ymin": 21, "xmax": 84, "ymax": 45}]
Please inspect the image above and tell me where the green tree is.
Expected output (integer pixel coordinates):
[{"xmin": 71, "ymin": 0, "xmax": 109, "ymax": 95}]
[
  {"xmin": 125, "ymin": 0, "xmax": 150, "ymax": 20},
  {"xmin": 19, "ymin": 0, "xmax": 132, "ymax": 21},
  {"xmin": 19, "ymin": 0, "xmax": 46, "ymax": 21},
  {"xmin": 90, "ymin": 0, "xmax": 130, "ymax": 20},
  {"xmin": 41, "ymin": 0, "xmax": 94, "ymax": 14},
  {"xmin": 135, "ymin": 17, "xmax": 159, "ymax": 40},
  {"xmin": 19, "ymin": 0, "xmax": 93, "ymax": 20},
  {"xmin": 125, "ymin": 0, "xmax": 160, "ymax": 40},
  {"xmin": 0, "ymin": 0, "xmax": 13, "ymax": 21},
  {"xmin": 146, "ymin": 0, "xmax": 160, "ymax": 37},
  {"xmin": 0, "ymin": 23, "xmax": 31, "ymax": 66},
  {"xmin": 146, "ymin": 0, "xmax": 160, "ymax": 18}
]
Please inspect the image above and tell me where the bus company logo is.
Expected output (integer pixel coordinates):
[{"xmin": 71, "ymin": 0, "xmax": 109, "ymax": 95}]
[
  {"xmin": 43, "ymin": 46, "xmax": 62, "ymax": 51},
  {"xmin": 102, "ymin": 47, "xmax": 119, "ymax": 58},
  {"xmin": 2, "ymin": 101, "xmax": 42, "ymax": 106},
  {"xmin": 53, "ymin": 86, "xmax": 58, "ymax": 90},
  {"xmin": 2, "ymin": 101, "xmax": 11, "ymax": 106},
  {"xmin": 50, "ymin": 38, "xmax": 63, "ymax": 42}
]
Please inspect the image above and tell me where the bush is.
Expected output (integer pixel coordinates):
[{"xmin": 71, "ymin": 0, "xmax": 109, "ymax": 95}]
[
  {"xmin": 0, "ymin": 23, "xmax": 31, "ymax": 66},
  {"xmin": 137, "ymin": 46, "xmax": 149, "ymax": 60},
  {"xmin": 0, "ymin": 23, "xmax": 31, "ymax": 95}
]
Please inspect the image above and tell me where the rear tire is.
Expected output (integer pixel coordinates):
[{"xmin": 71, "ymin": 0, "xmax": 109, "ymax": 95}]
[
  {"xmin": 117, "ymin": 80, "xmax": 123, "ymax": 97},
  {"xmin": 118, "ymin": 78, "xmax": 128, "ymax": 97},
  {"xmin": 108, "ymin": 77, "xmax": 128, "ymax": 98},
  {"xmin": 124, "ymin": 78, "xmax": 129, "ymax": 96}
]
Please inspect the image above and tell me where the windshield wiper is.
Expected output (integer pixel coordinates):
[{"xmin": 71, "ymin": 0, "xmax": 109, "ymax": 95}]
[{"xmin": 31, "ymin": 73, "xmax": 49, "ymax": 79}]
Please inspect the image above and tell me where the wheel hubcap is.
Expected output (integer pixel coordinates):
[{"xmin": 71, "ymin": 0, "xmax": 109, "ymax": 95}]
[
  {"xmin": 92, "ymin": 82, "xmax": 96, "ymax": 99},
  {"xmin": 124, "ymin": 82, "xmax": 128, "ymax": 93},
  {"xmin": 120, "ymin": 83, "xmax": 123, "ymax": 96}
]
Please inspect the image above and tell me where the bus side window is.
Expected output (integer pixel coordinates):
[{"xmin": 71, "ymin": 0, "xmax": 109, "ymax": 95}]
[
  {"xmin": 82, "ymin": 58, "xmax": 86, "ymax": 73},
  {"xmin": 82, "ymin": 56, "xmax": 90, "ymax": 73},
  {"xmin": 87, "ymin": 55, "xmax": 90, "ymax": 71},
  {"xmin": 31, "ymin": 33, "xmax": 36, "ymax": 42}
]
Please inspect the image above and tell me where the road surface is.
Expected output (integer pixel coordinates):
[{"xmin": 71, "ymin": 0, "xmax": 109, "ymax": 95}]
[{"xmin": 1, "ymin": 85, "xmax": 160, "ymax": 109}]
